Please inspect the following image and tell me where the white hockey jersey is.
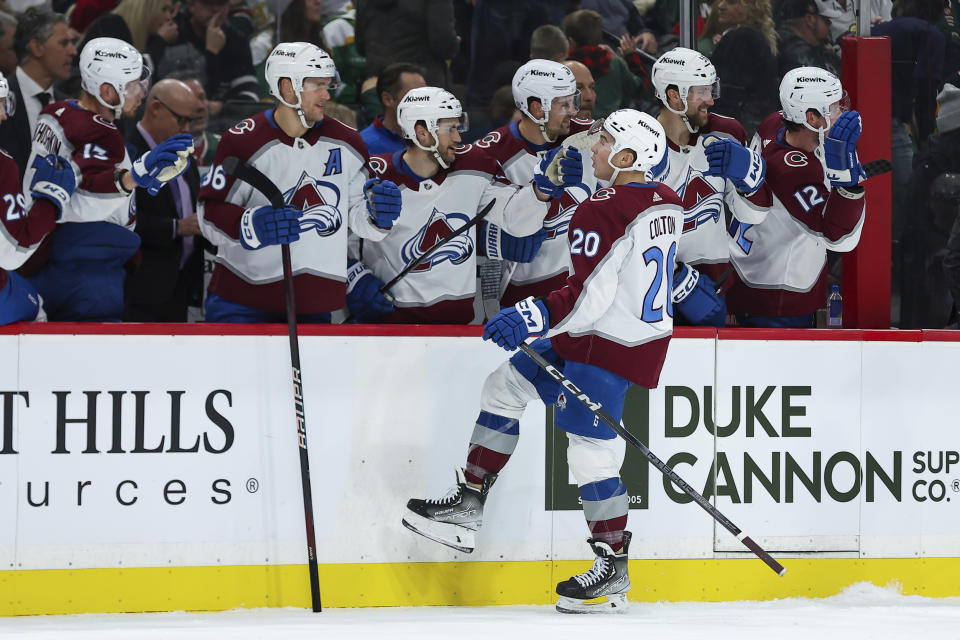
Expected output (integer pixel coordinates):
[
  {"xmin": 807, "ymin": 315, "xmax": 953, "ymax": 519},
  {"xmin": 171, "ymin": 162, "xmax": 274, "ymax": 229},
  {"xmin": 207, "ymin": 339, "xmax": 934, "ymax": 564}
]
[
  {"xmin": 198, "ymin": 110, "xmax": 386, "ymax": 314},
  {"xmin": 474, "ymin": 118, "xmax": 597, "ymax": 306},
  {"xmin": 363, "ymin": 146, "xmax": 546, "ymax": 323},
  {"xmin": 658, "ymin": 113, "xmax": 770, "ymax": 282}
]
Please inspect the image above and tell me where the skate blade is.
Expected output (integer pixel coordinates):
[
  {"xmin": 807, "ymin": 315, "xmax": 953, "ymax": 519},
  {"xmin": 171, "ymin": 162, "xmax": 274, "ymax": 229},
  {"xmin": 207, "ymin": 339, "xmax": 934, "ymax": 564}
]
[
  {"xmin": 402, "ymin": 512, "xmax": 476, "ymax": 553},
  {"xmin": 556, "ymin": 593, "xmax": 629, "ymax": 614}
]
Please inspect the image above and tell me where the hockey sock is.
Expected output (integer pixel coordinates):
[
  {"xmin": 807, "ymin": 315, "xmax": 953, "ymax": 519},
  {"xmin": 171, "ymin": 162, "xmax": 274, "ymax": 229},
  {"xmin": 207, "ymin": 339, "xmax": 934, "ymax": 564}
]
[
  {"xmin": 465, "ymin": 411, "xmax": 519, "ymax": 486},
  {"xmin": 579, "ymin": 477, "xmax": 629, "ymax": 553}
]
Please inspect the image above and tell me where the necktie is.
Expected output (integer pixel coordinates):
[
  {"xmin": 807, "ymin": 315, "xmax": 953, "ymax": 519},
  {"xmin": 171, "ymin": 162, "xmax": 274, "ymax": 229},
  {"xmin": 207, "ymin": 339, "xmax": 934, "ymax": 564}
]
[{"xmin": 37, "ymin": 92, "xmax": 51, "ymax": 107}]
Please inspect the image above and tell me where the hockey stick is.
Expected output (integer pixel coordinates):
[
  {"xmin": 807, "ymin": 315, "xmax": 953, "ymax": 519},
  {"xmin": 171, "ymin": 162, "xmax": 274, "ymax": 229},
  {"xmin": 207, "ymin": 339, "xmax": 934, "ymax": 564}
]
[
  {"xmin": 221, "ymin": 156, "xmax": 323, "ymax": 613},
  {"xmin": 862, "ymin": 159, "xmax": 892, "ymax": 179},
  {"xmin": 343, "ymin": 198, "xmax": 496, "ymax": 322},
  {"xmin": 517, "ymin": 342, "xmax": 787, "ymax": 577}
]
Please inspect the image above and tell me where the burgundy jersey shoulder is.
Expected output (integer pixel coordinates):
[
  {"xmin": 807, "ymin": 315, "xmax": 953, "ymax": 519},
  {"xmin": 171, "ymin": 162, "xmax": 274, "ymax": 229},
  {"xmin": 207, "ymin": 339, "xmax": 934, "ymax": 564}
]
[
  {"xmin": 45, "ymin": 100, "xmax": 126, "ymax": 160},
  {"xmin": 762, "ymin": 140, "xmax": 824, "ymax": 190},
  {"xmin": 315, "ymin": 115, "xmax": 370, "ymax": 159},
  {"xmin": 367, "ymin": 151, "xmax": 406, "ymax": 184},
  {"xmin": 755, "ymin": 111, "xmax": 786, "ymax": 148},
  {"xmin": 0, "ymin": 149, "xmax": 19, "ymax": 193},
  {"xmin": 449, "ymin": 143, "xmax": 502, "ymax": 176},
  {"xmin": 471, "ymin": 124, "xmax": 526, "ymax": 165},
  {"xmin": 214, "ymin": 111, "xmax": 279, "ymax": 161},
  {"xmin": 703, "ymin": 113, "xmax": 748, "ymax": 145},
  {"xmin": 566, "ymin": 117, "xmax": 594, "ymax": 137}
]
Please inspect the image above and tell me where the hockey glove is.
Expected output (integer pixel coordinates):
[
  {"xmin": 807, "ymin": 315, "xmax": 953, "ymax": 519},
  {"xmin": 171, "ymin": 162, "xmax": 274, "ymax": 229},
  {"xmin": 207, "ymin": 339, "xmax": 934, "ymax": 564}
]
[
  {"xmin": 364, "ymin": 178, "xmax": 402, "ymax": 230},
  {"xmin": 345, "ymin": 260, "xmax": 393, "ymax": 322},
  {"xmin": 131, "ymin": 133, "xmax": 195, "ymax": 196},
  {"xmin": 672, "ymin": 262, "xmax": 726, "ymax": 327},
  {"xmin": 703, "ymin": 135, "xmax": 765, "ymax": 194},
  {"xmin": 483, "ymin": 296, "xmax": 549, "ymax": 351},
  {"xmin": 533, "ymin": 146, "xmax": 582, "ymax": 199},
  {"xmin": 238, "ymin": 205, "xmax": 302, "ymax": 250},
  {"xmin": 824, "ymin": 110, "xmax": 867, "ymax": 188},
  {"xmin": 482, "ymin": 221, "xmax": 547, "ymax": 263},
  {"xmin": 0, "ymin": 270, "xmax": 44, "ymax": 325},
  {"xmin": 29, "ymin": 154, "xmax": 76, "ymax": 218}
]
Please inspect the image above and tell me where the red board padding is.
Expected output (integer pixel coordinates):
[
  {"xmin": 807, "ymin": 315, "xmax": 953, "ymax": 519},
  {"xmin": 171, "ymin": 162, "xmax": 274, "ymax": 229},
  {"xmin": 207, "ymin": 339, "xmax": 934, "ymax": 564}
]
[{"xmin": 841, "ymin": 36, "xmax": 893, "ymax": 329}]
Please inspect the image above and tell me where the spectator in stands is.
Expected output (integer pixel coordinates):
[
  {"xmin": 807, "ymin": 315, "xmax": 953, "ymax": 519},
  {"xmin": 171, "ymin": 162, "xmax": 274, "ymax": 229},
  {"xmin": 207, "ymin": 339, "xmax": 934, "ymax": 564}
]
[
  {"xmin": 488, "ymin": 84, "xmax": 520, "ymax": 130},
  {"xmin": 944, "ymin": 194, "xmax": 960, "ymax": 324},
  {"xmin": 80, "ymin": 0, "xmax": 179, "ymax": 71},
  {"xmin": 0, "ymin": 11, "xmax": 16, "ymax": 74},
  {"xmin": 359, "ymin": 62, "xmax": 426, "ymax": 155},
  {"xmin": 563, "ymin": 59, "xmax": 597, "ymax": 120},
  {"xmin": 708, "ymin": 0, "xmax": 779, "ymax": 136},
  {"xmin": 464, "ymin": 0, "xmax": 565, "ymax": 107},
  {"xmin": 69, "ymin": 0, "xmax": 118, "ymax": 34},
  {"xmin": 777, "ymin": 0, "xmax": 841, "ymax": 78},
  {"xmin": 815, "ymin": 0, "xmax": 892, "ymax": 45},
  {"xmin": 124, "ymin": 79, "xmax": 204, "ymax": 322},
  {"xmin": 530, "ymin": 24, "xmax": 568, "ymax": 62},
  {"xmin": 564, "ymin": 9, "xmax": 644, "ymax": 118},
  {"xmin": 156, "ymin": 0, "xmax": 259, "ymax": 107},
  {"xmin": 355, "ymin": 0, "xmax": 459, "ymax": 89},
  {"xmin": 0, "ymin": 8, "xmax": 74, "ymax": 177},
  {"xmin": 167, "ymin": 70, "xmax": 219, "ymax": 171},
  {"xmin": 582, "ymin": 0, "xmax": 659, "ymax": 53}
]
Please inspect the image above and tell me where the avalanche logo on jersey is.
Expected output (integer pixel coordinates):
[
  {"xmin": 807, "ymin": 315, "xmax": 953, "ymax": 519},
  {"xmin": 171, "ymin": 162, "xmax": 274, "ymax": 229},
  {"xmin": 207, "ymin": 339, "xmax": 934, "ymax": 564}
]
[
  {"xmin": 678, "ymin": 169, "xmax": 722, "ymax": 234},
  {"xmin": 284, "ymin": 171, "xmax": 343, "ymax": 237},
  {"xmin": 543, "ymin": 183, "xmax": 590, "ymax": 239},
  {"xmin": 400, "ymin": 207, "xmax": 473, "ymax": 272}
]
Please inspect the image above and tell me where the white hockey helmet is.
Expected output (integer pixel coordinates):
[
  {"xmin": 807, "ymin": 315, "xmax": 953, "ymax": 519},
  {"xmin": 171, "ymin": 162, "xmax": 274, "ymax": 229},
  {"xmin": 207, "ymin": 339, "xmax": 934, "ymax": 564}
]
[
  {"xmin": 265, "ymin": 42, "xmax": 340, "ymax": 128},
  {"xmin": 591, "ymin": 109, "xmax": 668, "ymax": 184},
  {"xmin": 512, "ymin": 59, "xmax": 580, "ymax": 141},
  {"xmin": 0, "ymin": 71, "xmax": 7, "ymax": 118},
  {"xmin": 651, "ymin": 47, "xmax": 719, "ymax": 133},
  {"xmin": 779, "ymin": 66, "xmax": 849, "ymax": 133},
  {"xmin": 79, "ymin": 37, "xmax": 148, "ymax": 119},
  {"xmin": 397, "ymin": 86, "xmax": 468, "ymax": 169}
]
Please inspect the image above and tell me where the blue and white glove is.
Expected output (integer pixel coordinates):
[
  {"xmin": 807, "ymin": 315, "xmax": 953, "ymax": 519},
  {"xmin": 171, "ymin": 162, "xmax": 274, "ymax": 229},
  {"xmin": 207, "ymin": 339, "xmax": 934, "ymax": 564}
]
[
  {"xmin": 483, "ymin": 296, "xmax": 549, "ymax": 351},
  {"xmin": 482, "ymin": 221, "xmax": 547, "ymax": 263},
  {"xmin": 130, "ymin": 133, "xmax": 194, "ymax": 195},
  {"xmin": 703, "ymin": 135, "xmax": 765, "ymax": 194},
  {"xmin": 824, "ymin": 110, "xmax": 867, "ymax": 188},
  {"xmin": 238, "ymin": 205, "xmax": 302, "ymax": 250},
  {"xmin": 533, "ymin": 146, "xmax": 583, "ymax": 199},
  {"xmin": 672, "ymin": 262, "xmax": 726, "ymax": 327},
  {"xmin": 29, "ymin": 154, "xmax": 76, "ymax": 218},
  {"xmin": 345, "ymin": 260, "xmax": 393, "ymax": 322},
  {"xmin": 364, "ymin": 178, "xmax": 402, "ymax": 230}
]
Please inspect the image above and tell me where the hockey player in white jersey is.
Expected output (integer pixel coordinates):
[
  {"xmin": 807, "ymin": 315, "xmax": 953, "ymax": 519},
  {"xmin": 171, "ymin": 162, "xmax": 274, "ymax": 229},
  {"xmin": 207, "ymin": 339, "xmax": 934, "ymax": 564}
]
[
  {"xmin": 20, "ymin": 37, "xmax": 194, "ymax": 320},
  {"xmin": 198, "ymin": 42, "xmax": 402, "ymax": 322},
  {"xmin": 726, "ymin": 67, "xmax": 866, "ymax": 327},
  {"xmin": 650, "ymin": 47, "xmax": 772, "ymax": 326},
  {"xmin": 473, "ymin": 59, "xmax": 592, "ymax": 310},
  {"xmin": 356, "ymin": 86, "xmax": 570, "ymax": 323},
  {"xmin": 404, "ymin": 110, "xmax": 683, "ymax": 614}
]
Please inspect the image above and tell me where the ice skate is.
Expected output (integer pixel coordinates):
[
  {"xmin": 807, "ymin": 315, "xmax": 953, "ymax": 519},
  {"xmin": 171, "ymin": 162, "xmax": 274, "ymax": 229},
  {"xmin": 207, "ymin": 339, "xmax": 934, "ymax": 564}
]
[
  {"xmin": 555, "ymin": 531, "xmax": 632, "ymax": 614},
  {"xmin": 402, "ymin": 468, "xmax": 496, "ymax": 553}
]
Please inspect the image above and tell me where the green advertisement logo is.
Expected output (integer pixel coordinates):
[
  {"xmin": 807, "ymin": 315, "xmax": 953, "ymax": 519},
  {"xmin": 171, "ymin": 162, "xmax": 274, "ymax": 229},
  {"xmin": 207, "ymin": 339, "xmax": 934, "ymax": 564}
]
[{"xmin": 544, "ymin": 386, "xmax": 650, "ymax": 511}]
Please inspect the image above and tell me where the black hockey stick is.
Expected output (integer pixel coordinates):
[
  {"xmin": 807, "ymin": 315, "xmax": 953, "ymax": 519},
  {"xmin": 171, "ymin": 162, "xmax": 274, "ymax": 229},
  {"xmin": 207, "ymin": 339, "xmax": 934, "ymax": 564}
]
[
  {"xmin": 862, "ymin": 159, "xmax": 892, "ymax": 179},
  {"xmin": 221, "ymin": 156, "xmax": 323, "ymax": 612},
  {"xmin": 343, "ymin": 198, "xmax": 496, "ymax": 322},
  {"xmin": 517, "ymin": 342, "xmax": 787, "ymax": 577}
]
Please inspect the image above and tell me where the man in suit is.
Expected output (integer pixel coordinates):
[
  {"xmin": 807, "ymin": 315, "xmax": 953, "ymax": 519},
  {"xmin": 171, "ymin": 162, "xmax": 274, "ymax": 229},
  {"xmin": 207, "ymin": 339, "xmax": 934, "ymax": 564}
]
[
  {"xmin": 0, "ymin": 8, "xmax": 76, "ymax": 177},
  {"xmin": 124, "ymin": 79, "xmax": 204, "ymax": 322}
]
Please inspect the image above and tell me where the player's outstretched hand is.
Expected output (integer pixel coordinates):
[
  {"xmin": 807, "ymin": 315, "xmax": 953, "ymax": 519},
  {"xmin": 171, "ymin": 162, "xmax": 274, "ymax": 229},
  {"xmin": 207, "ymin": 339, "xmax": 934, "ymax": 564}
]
[
  {"xmin": 703, "ymin": 136, "xmax": 765, "ymax": 194},
  {"xmin": 131, "ymin": 133, "xmax": 195, "ymax": 195},
  {"xmin": 364, "ymin": 178, "xmax": 402, "ymax": 230},
  {"xmin": 500, "ymin": 227, "xmax": 547, "ymax": 263},
  {"xmin": 345, "ymin": 260, "xmax": 393, "ymax": 322},
  {"xmin": 533, "ymin": 146, "xmax": 582, "ymax": 198},
  {"xmin": 671, "ymin": 262, "xmax": 726, "ymax": 327},
  {"xmin": 30, "ymin": 154, "xmax": 76, "ymax": 218},
  {"xmin": 239, "ymin": 204, "xmax": 302, "ymax": 250},
  {"xmin": 483, "ymin": 296, "xmax": 549, "ymax": 351},
  {"xmin": 824, "ymin": 110, "xmax": 866, "ymax": 187}
]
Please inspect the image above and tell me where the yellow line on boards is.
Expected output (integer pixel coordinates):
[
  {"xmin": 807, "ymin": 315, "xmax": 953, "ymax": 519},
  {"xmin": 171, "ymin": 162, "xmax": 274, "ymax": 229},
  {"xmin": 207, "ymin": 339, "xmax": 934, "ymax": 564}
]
[{"xmin": 1, "ymin": 558, "xmax": 958, "ymax": 616}]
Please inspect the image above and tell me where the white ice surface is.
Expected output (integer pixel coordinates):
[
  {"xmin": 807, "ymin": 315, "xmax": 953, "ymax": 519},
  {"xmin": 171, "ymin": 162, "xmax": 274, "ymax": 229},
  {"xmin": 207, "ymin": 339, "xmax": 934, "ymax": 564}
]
[{"xmin": 2, "ymin": 583, "xmax": 959, "ymax": 640}]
